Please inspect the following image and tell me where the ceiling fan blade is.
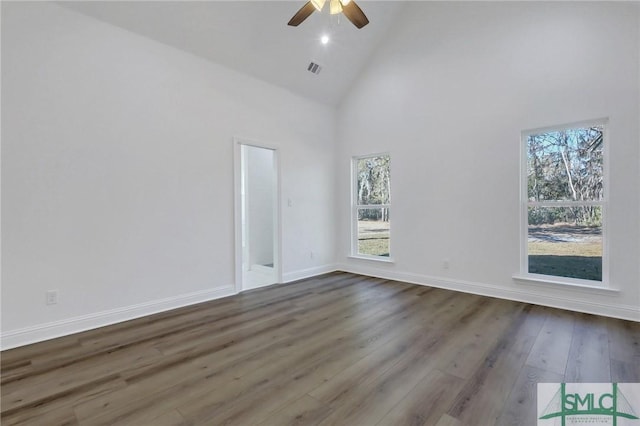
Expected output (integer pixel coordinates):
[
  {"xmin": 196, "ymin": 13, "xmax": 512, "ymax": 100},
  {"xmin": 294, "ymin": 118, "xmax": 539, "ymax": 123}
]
[
  {"xmin": 288, "ymin": 2, "xmax": 316, "ymax": 26},
  {"xmin": 342, "ymin": 1, "xmax": 369, "ymax": 28}
]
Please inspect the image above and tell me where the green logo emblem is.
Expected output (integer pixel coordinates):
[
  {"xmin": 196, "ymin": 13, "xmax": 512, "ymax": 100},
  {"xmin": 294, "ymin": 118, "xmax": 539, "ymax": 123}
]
[{"xmin": 538, "ymin": 383, "xmax": 639, "ymax": 426}]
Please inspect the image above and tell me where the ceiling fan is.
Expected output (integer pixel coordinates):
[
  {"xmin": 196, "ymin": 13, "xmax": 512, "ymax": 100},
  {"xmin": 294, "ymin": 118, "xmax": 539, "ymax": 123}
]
[{"xmin": 288, "ymin": 0, "xmax": 369, "ymax": 29}]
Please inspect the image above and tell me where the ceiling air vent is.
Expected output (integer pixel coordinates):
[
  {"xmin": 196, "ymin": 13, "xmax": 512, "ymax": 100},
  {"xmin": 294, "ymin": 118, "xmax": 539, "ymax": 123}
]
[{"xmin": 307, "ymin": 62, "xmax": 322, "ymax": 75}]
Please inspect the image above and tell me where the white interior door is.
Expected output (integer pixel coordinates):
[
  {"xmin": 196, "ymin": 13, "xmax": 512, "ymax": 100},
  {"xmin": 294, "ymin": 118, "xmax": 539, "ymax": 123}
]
[{"xmin": 234, "ymin": 139, "xmax": 281, "ymax": 291}]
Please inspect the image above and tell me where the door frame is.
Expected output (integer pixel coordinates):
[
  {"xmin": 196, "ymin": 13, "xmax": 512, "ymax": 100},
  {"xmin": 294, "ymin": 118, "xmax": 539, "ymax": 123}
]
[{"xmin": 233, "ymin": 137, "xmax": 282, "ymax": 293}]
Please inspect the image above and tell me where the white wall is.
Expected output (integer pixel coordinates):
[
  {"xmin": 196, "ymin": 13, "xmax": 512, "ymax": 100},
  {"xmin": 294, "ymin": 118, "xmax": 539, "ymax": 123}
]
[
  {"xmin": 245, "ymin": 145, "xmax": 274, "ymax": 267},
  {"xmin": 336, "ymin": 2, "xmax": 640, "ymax": 320},
  {"xmin": 2, "ymin": 1, "xmax": 638, "ymax": 350},
  {"xmin": 1, "ymin": 2, "xmax": 336, "ymax": 348}
]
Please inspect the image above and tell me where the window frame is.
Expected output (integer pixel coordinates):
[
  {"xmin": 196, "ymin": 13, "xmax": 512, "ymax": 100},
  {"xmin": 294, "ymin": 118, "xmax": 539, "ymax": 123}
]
[
  {"xmin": 518, "ymin": 118, "xmax": 609, "ymax": 287},
  {"xmin": 351, "ymin": 153, "xmax": 392, "ymax": 261}
]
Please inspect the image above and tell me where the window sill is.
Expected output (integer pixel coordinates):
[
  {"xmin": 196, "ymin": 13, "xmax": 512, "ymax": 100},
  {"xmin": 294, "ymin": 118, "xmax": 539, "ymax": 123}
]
[
  {"xmin": 512, "ymin": 274, "xmax": 619, "ymax": 295},
  {"xmin": 348, "ymin": 255, "xmax": 395, "ymax": 264}
]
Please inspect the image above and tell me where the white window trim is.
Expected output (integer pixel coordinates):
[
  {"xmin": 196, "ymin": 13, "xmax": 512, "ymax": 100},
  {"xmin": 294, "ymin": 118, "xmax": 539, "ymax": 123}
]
[
  {"xmin": 517, "ymin": 118, "xmax": 610, "ymax": 289},
  {"xmin": 512, "ymin": 274, "xmax": 619, "ymax": 294},
  {"xmin": 351, "ymin": 153, "xmax": 392, "ymax": 262},
  {"xmin": 348, "ymin": 255, "xmax": 395, "ymax": 263}
]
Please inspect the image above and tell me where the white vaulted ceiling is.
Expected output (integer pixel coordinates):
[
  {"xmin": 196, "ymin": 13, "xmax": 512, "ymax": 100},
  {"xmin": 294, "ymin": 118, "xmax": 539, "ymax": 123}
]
[{"xmin": 58, "ymin": 1, "xmax": 406, "ymax": 106}]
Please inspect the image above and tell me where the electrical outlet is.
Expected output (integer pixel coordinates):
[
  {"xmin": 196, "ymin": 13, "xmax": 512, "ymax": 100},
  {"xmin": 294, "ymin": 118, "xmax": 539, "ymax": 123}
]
[
  {"xmin": 310, "ymin": 251, "xmax": 314, "ymax": 259},
  {"xmin": 46, "ymin": 290, "xmax": 58, "ymax": 305},
  {"xmin": 443, "ymin": 259, "xmax": 450, "ymax": 270}
]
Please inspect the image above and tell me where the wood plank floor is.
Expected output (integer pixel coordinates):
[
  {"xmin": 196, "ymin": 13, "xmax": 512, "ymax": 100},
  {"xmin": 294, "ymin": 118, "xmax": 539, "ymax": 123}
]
[{"xmin": 1, "ymin": 272, "xmax": 638, "ymax": 425}]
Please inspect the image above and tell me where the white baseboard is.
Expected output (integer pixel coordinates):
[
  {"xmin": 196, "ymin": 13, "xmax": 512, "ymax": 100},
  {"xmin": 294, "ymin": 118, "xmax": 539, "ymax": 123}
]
[
  {"xmin": 336, "ymin": 263, "xmax": 640, "ymax": 322},
  {"xmin": 0, "ymin": 285, "xmax": 237, "ymax": 351},
  {"xmin": 282, "ymin": 264, "xmax": 338, "ymax": 283},
  {"xmin": 0, "ymin": 262, "xmax": 338, "ymax": 350},
  {"xmin": 4, "ymin": 263, "xmax": 636, "ymax": 351}
]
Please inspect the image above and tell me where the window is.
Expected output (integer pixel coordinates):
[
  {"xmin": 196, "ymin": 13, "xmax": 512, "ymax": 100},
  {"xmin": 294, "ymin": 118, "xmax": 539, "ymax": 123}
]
[
  {"xmin": 352, "ymin": 154, "xmax": 391, "ymax": 259},
  {"xmin": 521, "ymin": 120, "xmax": 607, "ymax": 285}
]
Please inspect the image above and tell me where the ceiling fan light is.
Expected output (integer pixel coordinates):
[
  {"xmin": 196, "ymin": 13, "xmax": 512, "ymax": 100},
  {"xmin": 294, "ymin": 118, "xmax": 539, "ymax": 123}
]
[
  {"xmin": 311, "ymin": 0, "xmax": 326, "ymax": 11},
  {"xmin": 340, "ymin": 0, "xmax": 351, "ymax": 5},
  {"xmin": 329, "ymin": 0, "xmax": 343, "ymax": 14}
]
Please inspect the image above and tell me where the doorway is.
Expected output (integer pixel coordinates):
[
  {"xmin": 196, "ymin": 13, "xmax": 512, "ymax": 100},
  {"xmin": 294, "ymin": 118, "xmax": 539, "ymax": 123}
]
[{"xmin": 234, "ymin": 139, "xmax": 280, "ymax": 291}]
